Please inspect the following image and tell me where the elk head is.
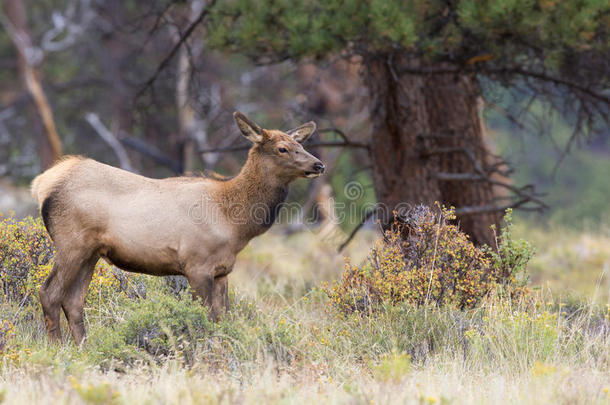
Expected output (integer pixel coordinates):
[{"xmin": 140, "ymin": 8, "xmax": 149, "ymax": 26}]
[{"xmin": 233, "ymin": 111, "xmax": 325, "ymax": 180}]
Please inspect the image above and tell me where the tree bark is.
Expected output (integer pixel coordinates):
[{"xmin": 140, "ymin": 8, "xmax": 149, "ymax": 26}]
[{"xmin": 365, "ymin": 55, "xmax": 501, "ymax": 246}]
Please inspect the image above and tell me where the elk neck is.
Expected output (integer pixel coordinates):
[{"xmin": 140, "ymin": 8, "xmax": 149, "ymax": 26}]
[{"xmin": 218, "ymin": 147, "xmax": 289, "ymax": 234}]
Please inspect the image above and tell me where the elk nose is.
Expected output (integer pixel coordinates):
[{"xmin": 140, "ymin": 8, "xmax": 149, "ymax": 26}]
[{"xmin": 313, "ymin": 162, "xmax": 325, "ymax": 173}]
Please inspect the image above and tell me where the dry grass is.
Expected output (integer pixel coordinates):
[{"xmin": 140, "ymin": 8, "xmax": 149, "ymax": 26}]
[
  {"xmin": 514, "ymin": 224, "xmax": 610, "ymax": 304},
  {"xmin": 1, "ymin": 358, "xmax": 608, "ymax": 404}
]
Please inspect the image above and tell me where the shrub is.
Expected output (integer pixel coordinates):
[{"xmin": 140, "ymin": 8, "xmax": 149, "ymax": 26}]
[
  {"xmin": 69, "ymin": 377, "xmax": 120, "ymax": 405},
  {"xmin": 372, "ymin": 351, "xmax": 411, "ymax": 382},
  {"xmin": 325, "ymin": 205, "xmax": 533, "ymax": 314},
  {"xmin": 90, "ymin": 291, "xmax": 213, "ymax": 363},
  {"xmin": 0, "ymin": 320, "xmax": 15, "ymax": 355},
  {"xmin": 483, "ymin": 209, "xmax": 534, "ymax": 291},
  {"xmin": 0, "ymin": 215, "xmax": 137, "ymax": 305},
  {"xmin": 0, "ymin": 215, "xmax": 54, "ymax": 303}
]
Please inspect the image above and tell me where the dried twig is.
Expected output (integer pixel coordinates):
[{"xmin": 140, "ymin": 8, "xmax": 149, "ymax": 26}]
[
  {"xmin": 338, "ymin": 208, "xmax": 377, "ymax": 253},
  {"xmin": 454, "ymin": 200, "xmax": 543, "ymax": 216},
  {"xmin": 137, "ymin": 0, "xmax": 217, "ymax": 98},
  {"xmin": 485, "ymin": 100, "xmax": 526, "ymax": 130},
  {"xmin": 426, "ymin": 146, "xmax": 547, "ymax": 213}
]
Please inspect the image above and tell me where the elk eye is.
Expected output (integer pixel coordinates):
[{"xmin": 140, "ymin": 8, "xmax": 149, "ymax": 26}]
[{"xmin": 278, "ymin": 147, "xmax": 288, "ymax": 153}]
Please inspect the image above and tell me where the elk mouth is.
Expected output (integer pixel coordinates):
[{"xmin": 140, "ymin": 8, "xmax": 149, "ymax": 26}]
[
  {"xmin": 304, "ymin": 162, "xmax": 325, "ymax": 178},
  {"xmin": 304, "ymin": 171, "xmax": 322, "ymax": 178}
]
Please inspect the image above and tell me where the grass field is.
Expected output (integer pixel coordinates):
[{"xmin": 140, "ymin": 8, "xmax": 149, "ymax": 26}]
[{"xmin": 0, "ymin": 219, "xmax": 609, "ymax": 404}]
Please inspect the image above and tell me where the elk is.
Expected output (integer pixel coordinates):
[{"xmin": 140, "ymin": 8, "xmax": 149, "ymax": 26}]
[{"xmin": 30, "ymin": 112, "xmax": 325, "ymax": 344}]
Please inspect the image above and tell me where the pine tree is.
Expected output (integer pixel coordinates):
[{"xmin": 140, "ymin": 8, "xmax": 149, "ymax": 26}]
[{"xmin": 204, "ymin": 0, "xmax": 609, "ymax": 244}]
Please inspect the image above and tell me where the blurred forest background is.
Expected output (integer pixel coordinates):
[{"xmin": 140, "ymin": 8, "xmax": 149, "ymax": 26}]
[{"xmin": 0, "ymin": 0, "xmax": 607, "ymax": 234}]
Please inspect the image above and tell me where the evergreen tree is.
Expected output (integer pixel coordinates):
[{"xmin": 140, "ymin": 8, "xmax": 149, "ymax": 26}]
[{"xmin": 204, "ymin": 0, "xmax": 609, "ymax": 244}]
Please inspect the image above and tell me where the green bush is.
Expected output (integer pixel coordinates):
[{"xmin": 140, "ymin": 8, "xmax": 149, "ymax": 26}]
[
  {"xmin": 483, "ymin": 209, "xmax": 534, "ymax": 290},
  {"xmin": 88, "ymin": 290, "xmax": 213, "ymax": 365},
  {"xmin": 325, "ymin": 205, "xmax": 534, "ymax": 314}
]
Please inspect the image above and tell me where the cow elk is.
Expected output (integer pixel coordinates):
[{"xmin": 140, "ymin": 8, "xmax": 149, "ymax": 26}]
[{"xmin": 30, "ymin": 112, "xmax": 325, "ymax": 344}]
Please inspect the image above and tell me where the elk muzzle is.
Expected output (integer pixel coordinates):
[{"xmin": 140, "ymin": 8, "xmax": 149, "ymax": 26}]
[{"xmin": 305, "ymin": 161, "xmax": 325, "ymax": 178}]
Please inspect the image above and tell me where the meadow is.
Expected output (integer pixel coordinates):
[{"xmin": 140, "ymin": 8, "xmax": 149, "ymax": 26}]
[{"xmin": 0, "ymin": 213, "xmax": 609, "ymax": 405}]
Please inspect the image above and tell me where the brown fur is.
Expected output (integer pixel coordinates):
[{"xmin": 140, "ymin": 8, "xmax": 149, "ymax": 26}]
[{"xmin": 31, "ymin": 112, "xmax": 324, "ymax": 344}]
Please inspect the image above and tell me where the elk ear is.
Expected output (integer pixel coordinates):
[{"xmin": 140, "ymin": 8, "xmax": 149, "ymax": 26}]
[
  {"xmin": 233, "ymin": 111, "xmax": 265, "ymax": 143},
  {"xmin": 287, "ymin": 121, "xmax": 316, "ymax": 143}
]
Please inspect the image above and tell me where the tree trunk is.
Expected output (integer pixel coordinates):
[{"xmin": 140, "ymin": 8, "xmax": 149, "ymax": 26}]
[
  {"xmin": 365, "ymin": 56, "xmax": 501, "ymax": 246},
  {"xmin": 176, "ymin": 45, "xmax": 198, "ymax": 174},
  {"xmin": 4, "ymin": 0, "xmax": 62, "ymax": 169}
]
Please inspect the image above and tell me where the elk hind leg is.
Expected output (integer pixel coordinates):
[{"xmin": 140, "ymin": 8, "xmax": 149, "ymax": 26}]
[
  {"xmin": 39, "ymin": 249, "xmax": 94, "ymax": 343},
  {"xmin": 61, "ymin": 255, "xmax": 98, "ymax": 345},
  {"xmin": 39, "ymin": 263, "xmax": 64, "ymax": 343}
]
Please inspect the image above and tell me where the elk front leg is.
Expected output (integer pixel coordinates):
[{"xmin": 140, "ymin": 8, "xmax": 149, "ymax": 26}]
[
  {"xmin": 212, "ymin": 275, "xmax": 229, "ymax": 319},
  {"xmin": 186, "ymin": 270, "xmax": 216, "ymax": 320}
]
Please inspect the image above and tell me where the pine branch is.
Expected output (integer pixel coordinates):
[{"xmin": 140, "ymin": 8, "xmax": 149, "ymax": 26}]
[{"xmin": 399, "ymin": 65, "xmax": 609, "ymax": 104}]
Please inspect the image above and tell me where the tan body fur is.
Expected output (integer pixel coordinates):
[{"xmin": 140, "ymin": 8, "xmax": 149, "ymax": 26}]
[{"xmin": 31, "ymin": 112, "xmax": 324, "ymax": 344}]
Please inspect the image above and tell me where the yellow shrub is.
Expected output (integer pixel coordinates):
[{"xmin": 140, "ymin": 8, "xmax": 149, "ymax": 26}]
[
  {"xmin": 326, "ymin": 205, "xmax": 533, "ymax": 313},
  {"xmin": 0, "ymin": 215, "xmax": 124, "ymax": 305},
  {"xmin": 0, "ymin": 215, "xmax": 54, "ymax": 302},
  {"xmin": 0, "ymin": 320, "xmax": 15, "ymax": 354}
]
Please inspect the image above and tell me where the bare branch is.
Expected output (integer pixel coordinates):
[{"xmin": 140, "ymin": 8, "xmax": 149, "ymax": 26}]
[
  {"xmin": 425, "ymin": 143, "xmax": 548, "ymax": 215},
  {"xmin": 85, "ymin": 113, "xmax": 134, "ymax": 172},
  {"xmin": 119, "ymin": 135, "xmax": 182, "ymax": 174},
  {"xmin": 136, "ymin": 0, "xmax": 217, "ymax": 98},
  {"xmin": 200, "ymin": 140, "xmax": 369, "ymax": 155},
  {"xmin": 454, "ymin": 200, "xmax": 543, "ymax": 216},
  {"xmin": 435, "ymin": 172, "xmax": 483, "ymax": 181},
  {"xmin": 317, "ymin": 127, "xmax": 349, "ymax": 142},
  {"xmin": 1, "ymin": 3, "xmax": 62, "ymax": 166},
  {"xmin": 484, "ymin": 100, "xmax": 526, "ymax": 130},
  {"xmin": 435, "ymin": 172, "xmax": 547, "ymax": 208},
  {"xmin": 338, "ymin": 208, "xmax": 377, "ymax": 253}
]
